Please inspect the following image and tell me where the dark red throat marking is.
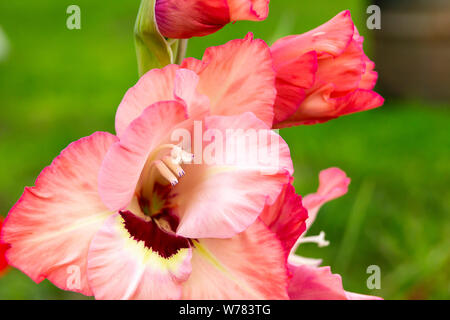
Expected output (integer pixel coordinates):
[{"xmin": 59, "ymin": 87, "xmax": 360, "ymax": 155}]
[{"xmin": 119, "ymin": 211, "xmax": 190, "ymax": 259}]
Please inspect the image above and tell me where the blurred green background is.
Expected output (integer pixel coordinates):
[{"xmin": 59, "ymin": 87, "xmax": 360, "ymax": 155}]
[{"xmin": 0, "ymin": 0, "xmax": 449, "ymax": 300}]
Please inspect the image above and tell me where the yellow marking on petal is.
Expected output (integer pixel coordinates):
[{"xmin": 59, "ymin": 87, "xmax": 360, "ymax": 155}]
[
  {"xmin": 116, "ymin": 216, "xmax": 189, "ymax": 275},
  {"xmin": 193, "ymin": 240, "xmax": 264, "ymax": 299}
]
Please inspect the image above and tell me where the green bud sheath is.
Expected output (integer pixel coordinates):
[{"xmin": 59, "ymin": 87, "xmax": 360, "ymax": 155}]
[{"xmin": 134, "ymin": 0, "xmax": 188, "ymax": 77}]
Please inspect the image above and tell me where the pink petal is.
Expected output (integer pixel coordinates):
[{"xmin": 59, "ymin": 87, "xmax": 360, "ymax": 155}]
[
  {"xmin": 1, "ymin": 132, "xmax": 117, "ymax": 295},
  {"xmin": 87, "ymin": 214, "xmax": 192, "ymax": 300},
  {"xmin": 260, "ymin": 183, "xmax": 308, "ymax": 257},
  {"xmin": 272, "ymin": 51, "xmax": 318, "ymax": 124},
  {"xmin": 275, "ymin": 83, "xmax": 336, "ymax": 127},
  {"xmin": 173, "ymin": 112, "xmax": 293, "ymax": 239},
  {"xmin": 99, "ymin": 101, "xmax": 188, "ymax": 212},
  {"xmin": 303, "ymin": 168, "xmax": 350, "ymax": 230},
  {"xmin": 155, "ymin": 0, "xmax": 230, "ymax": 39},
  {"xmin": 271, "ymin": 10, "xmax": 354, "ymax": 62},
  {"xmin": 359, "ymin": 57, "xmax": 378, "ymax": 90},
  {"xmin": 184, "ymin": 33, "xmax": 277, "ymax": 127},
  {"xmin": 314, "ymin": 39, "xmax": 365, "ymax": 94},
  {"xmin": 180, "ymin": 57, "xmax": 206, "ymax": 74},
  {"xmin": 273, "ymin": 50, "xmax": 317, "ymax": 96},
  {"xmin": 228, "ymin": 0, "xmax": 270, "ymax": 21},
  {"xmin": 352, "ymin": 24, "xmax": 379, "ymax": 91},
  {"xmin": 333, "ymin": 88, "xmax": 384, "ymax": 117},
  {"xmin": 174, "ymin": 69, "xmax": 210, "ymax": 119},
  {"xmin": 275, "ymin": 85, "xmax": 384, "ymax": 127},
  {"xmin": 182, "ymin": 219, "xmax": 289, "ymax": 299},
  {"xmin": 115, "ymin": 65, "xmax": 179, "ymax": 137},
  {"xmin": 288, "ymin": 264, "xmax": 347, "ymax": 300}
]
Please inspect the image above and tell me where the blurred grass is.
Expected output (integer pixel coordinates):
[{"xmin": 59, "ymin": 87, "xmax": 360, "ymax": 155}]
[{"xmin": 0, "ymin": 0, "xmax": 449, "ymax": 299}]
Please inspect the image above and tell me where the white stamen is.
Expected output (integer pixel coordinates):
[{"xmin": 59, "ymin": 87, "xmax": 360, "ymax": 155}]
[
  {"xmin": 289, "ymin": 230, "xmax": 330, "ymax": 259},
  {"xmin": 141, "ymin": 145, "xmax": 193, "ymax": 202},
  {"xmin": 170, "ymin": 146, "xmax": 194, "ymax": 164},
  {"xmin": 297, "ymin": 231, "xmax": 330, "ymax": 248},
  {"xmin": 162, "ymin": 156, "xmax": 185, "ymax": 178},
  {"xmin": 154, "ymin": 160, "xmax": 178, "ymax": 186},
  {"xmin": 288, "ymin": 255, "xmax": 323, "ymax": 267}
]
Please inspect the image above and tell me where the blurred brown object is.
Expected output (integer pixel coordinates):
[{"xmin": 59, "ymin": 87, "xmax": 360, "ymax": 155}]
[{"xmin": 374, "ymin": 0, "xmax": 450, "ymax": 102}]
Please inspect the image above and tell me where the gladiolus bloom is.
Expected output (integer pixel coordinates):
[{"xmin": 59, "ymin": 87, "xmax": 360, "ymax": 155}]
[
  {"xmin": 1, "ymin": 35, "xmax": 298, "ymax": 299},
  {"xmin": 271, "ymin": 10, "xmax": 384, "ymax": 128},
  {"xmin": 0, "ymin": 30, "xmax": 383, "ymax": 299},
  {"xmin": 1, "ymin": 110, "xmax": 292, "ymax": 300},
  {"xmin": 155, "ymin": 0, "xmax": 270, "ymax": 39}
]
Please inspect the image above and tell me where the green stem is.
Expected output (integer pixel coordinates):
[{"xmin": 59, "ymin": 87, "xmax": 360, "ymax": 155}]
[{"xmin": 175, "ymin": 39, "xmax": 188, "ymax": 65}]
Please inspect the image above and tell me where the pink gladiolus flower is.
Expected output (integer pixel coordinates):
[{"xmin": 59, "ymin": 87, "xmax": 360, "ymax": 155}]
[
  {"xmin": 0, "ymin": 218, "xmax": 8, "ymax": 275},
  {"xmin": 0, "ymin": 35, "xmax": 298, "ymax": 299},
  {"xmin": 270, "ymin": 10, "xmax": 384, "ymax": 128},
  {"xmin": 281, "ymin": 168, "xmax": 382, "ymax": 300},
  {"xmin": 1, "ymin": 115, "xmax": 292, "ymax": 300},
  {"xmin": 155, "ymin": 0, "xmax": 270, "ymax": 39},
  {"xmin": 0, "ymin": 29, "xmax": 383, "ymax": 299}
]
